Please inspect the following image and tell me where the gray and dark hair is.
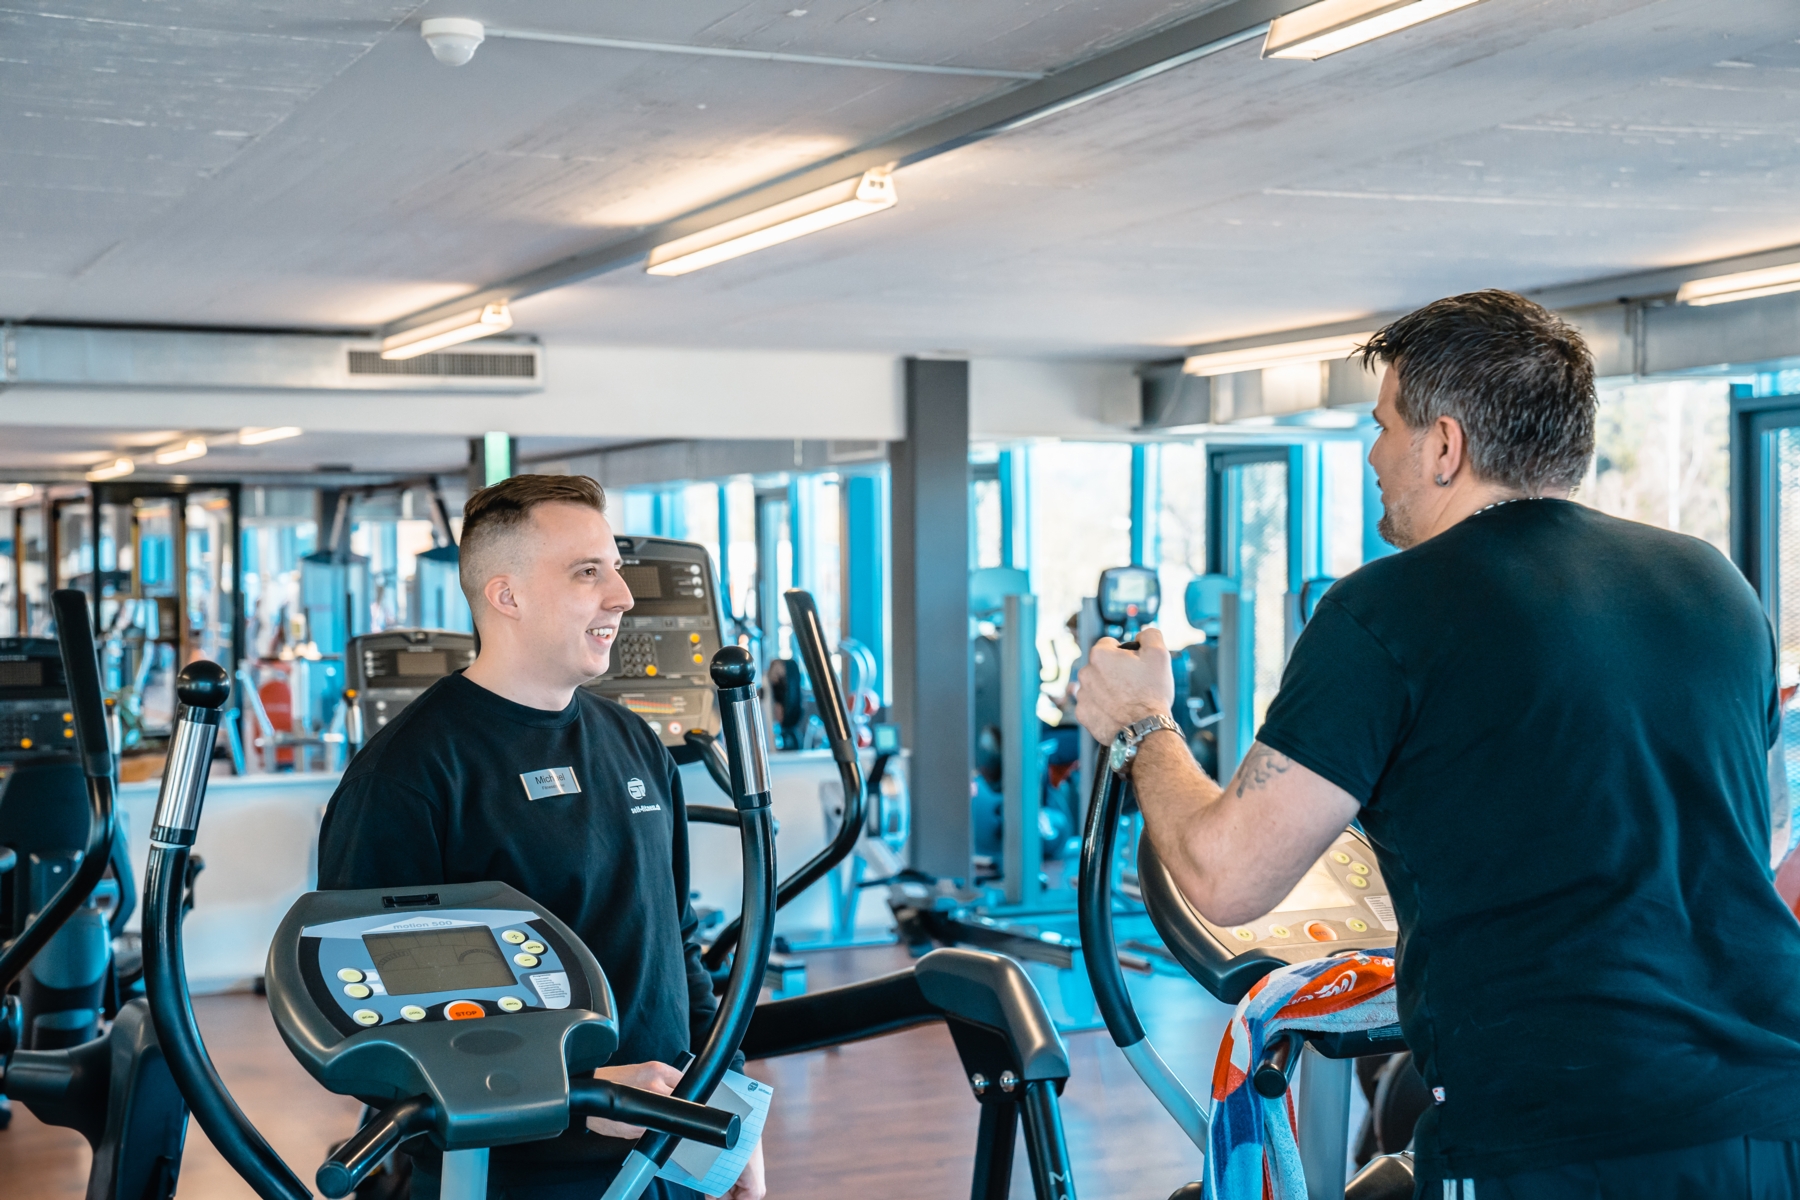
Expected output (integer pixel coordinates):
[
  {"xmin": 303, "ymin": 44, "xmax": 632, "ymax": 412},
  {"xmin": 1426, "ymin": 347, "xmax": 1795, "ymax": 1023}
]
[{"xmin": 1361, "ymin": 290, "xmax": 1596, "ymax": 493}]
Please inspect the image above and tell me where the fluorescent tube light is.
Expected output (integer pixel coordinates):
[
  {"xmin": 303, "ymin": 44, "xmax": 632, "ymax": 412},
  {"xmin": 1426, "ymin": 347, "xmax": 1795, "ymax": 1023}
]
[
  {"xmin": 153, "ymin": 438, "xmax": 208, "ymax": 465},
  {"xmin": 381, "ymin": 303, "xmax": 513, "ymax": 360},
  {"xmin": 1676, "ymin": 262, "xmax": 1800, "ymax": 307},
  {"xmin": 0, "ymin": 483, "xmax": 34, "ymax": 504},
  {"xmin": 647, "ymin": 170, "xmax": 898, "ymax": 277},
  {"xmin": 87, "ymin": 458, "xmax": 135, "ymax": 482},
  {"xmin": 1264, "ymin": 0, "xmax": 1485, "ymax": 60},
  {"xmin": 1183, "ymin": 332, "xmax": 1373, "ymax": 376},
  {"xmin": 239, "ymin": 426, "xmax": 303, "ymax": 445}
]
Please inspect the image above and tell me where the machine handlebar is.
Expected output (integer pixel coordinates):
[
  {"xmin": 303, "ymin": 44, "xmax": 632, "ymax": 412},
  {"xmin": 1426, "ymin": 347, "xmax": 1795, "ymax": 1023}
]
[
  {"xmin": 0, "ymin": 591, "xmax": 119, "ymax": 993},
  {"xmin": 569, "ymin": 1078, "xmax": 741, "ymax": 1148},
  {"xmin": 604, "ymin": 646, "xmax": 780, "ymax": 1200},
  {"xmin": 702, "ymin": 590, "xmax": 867, "ymax": 970}
]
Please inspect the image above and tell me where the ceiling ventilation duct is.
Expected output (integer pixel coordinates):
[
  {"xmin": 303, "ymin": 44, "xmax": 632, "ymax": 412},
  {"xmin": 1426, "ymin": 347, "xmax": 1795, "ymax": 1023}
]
[{"xmin": 0, "ymin": 326, "xmax": 543, "ymax": 393}]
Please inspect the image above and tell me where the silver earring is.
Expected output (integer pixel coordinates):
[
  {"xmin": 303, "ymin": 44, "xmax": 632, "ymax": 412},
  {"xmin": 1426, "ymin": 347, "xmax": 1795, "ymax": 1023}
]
[{"xmin": 1434, "ymin": 474, "xmax": 1450, "ymax": 487}]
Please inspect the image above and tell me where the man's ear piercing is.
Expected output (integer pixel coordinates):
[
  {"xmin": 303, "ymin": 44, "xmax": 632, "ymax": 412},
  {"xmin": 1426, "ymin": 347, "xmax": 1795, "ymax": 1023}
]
[{"xmin": 1434, "ymin": 474, "xmax": 1450, "ymax": 487}]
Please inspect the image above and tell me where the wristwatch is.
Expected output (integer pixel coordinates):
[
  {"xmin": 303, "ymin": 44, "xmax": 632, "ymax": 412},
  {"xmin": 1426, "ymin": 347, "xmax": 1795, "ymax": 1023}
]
[{"xmin": 1108, "ymin": 713, "xmax": 1182, "ymax": 775}]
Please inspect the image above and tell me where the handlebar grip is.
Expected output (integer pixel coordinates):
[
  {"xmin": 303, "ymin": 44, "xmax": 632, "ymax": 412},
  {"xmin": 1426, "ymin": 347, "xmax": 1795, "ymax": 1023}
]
[
  {"xmin": 783, "ymin": 590, "xmax": 856, "ymax": 765},
  {"xmin": 569, "ymin": 1078, "xmax": 741, "ymax": 1149},
  {"xmin": 51, "ymin": 590, "xmax": 111, "ymax": 780},
  {"xmin": 315, "ymin": 1095, "xmax": 436, "ymax": 1198},
  {"xmin": 1253, "ymin": 1030, "xmax": 1304, "ymax": 1098}
]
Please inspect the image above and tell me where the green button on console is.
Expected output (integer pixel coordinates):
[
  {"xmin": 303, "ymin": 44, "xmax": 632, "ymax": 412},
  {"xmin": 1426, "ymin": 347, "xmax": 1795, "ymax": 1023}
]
[
  {"xmin": 344, "ymin": 983, "xmax": 372, "ymax": 999},
  {"xmin": 337, "ymin": 968, "xmax": 364, "ymax": 983},
  {"xmin": 501, "ymin": 930, "xmax": 527, "ymax": 945},
  {"xmin": 497, "ymin": 996, "xmax": 524, "ymax": 1013},
  {"xmin": 513, "ymin": 952, "xmax": 539, "ymax": 968},
  {"xmin": 521, "ymin": 940, "xmax": 546, "ymax": 955}
]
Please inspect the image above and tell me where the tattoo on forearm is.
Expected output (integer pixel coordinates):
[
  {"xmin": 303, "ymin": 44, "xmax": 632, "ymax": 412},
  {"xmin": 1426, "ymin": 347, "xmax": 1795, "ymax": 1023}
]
[{"xmin": 1232, "ymin": 745, "xmax": 1293, "ymax": 799}]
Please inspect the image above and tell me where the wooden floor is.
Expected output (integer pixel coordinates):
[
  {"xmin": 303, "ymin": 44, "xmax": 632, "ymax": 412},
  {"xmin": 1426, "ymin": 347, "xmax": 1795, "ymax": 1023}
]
[{"xmin": 2, "ymin": 945, "xmax": 1230, "ymax": 1199}]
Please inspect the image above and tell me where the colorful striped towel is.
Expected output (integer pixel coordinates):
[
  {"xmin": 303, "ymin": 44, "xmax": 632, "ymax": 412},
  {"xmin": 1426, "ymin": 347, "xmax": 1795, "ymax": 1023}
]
[{"xmin": 1204, "ymin": 951, "xmax": 1400, "ymax": 1200}]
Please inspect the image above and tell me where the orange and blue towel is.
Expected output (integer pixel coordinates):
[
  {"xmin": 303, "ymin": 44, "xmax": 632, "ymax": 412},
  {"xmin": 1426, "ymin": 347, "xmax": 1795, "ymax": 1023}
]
[{"xmin": 1204, "ymin": 951, "xmax": 1399, "ymax": 1200}]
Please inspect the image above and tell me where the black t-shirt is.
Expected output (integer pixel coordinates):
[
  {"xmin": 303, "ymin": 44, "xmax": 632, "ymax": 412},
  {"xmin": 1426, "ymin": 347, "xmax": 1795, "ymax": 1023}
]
[
  {"xmin": 1257, "ymin": 499, "xmax": 1800, "ymax": 1180},
  {"xmin": 317, "ymin": 671, "xmax": 718, "ymax": 1187}
]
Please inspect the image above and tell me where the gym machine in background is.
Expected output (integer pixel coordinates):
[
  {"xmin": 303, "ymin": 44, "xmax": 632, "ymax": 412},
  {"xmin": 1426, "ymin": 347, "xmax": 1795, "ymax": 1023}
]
[
  {"xmin": 341, "ymin": 629, "xmax": 477, "ymax": 753},
  {"xmin": 0, "ymin": 591, "xmax": 188, "ymax": 1199}
]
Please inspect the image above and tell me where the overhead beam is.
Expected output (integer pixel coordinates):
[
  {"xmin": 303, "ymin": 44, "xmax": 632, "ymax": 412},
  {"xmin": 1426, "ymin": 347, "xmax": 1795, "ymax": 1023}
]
[
  {"xmin": 384, "ymin": 0, "xmax": 1291, "ymax": 337},
  {"xmin": 484, "ymin": 28, "xmax": 1043, "ymax": 79},
  {"xmin": 1176, "ymin": 240, "xmax": 1800, "ymax": 362}
]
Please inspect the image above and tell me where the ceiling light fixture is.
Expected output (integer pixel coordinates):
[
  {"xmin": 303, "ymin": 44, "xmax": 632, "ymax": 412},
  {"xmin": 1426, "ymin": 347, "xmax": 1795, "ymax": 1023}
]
[
  {"xmin": 239, "ymin": 426, "xmax": 304, "ymax": 445},
  {"xmin": 153, "ymin": 438, "xmax": 208, "ymax": 466},
  {"xmin": 1263, "ymin": 0, "xmax": 1486, "ymax": 60},
  {"xmin": 646, "ymin": 170, "xmax": 898, "ymax": 277},
  {"xmin": 1676, "ymin": 262, "xmax": 1800, "ymax": 307},
  {"xmin": 87, "ymin": 458, "xmax": 135, "ymax": 482},
  {"xmin": 0, "ymin": 483, "xmax": 34, "ymax": 504},
  {"xmin": 381, "ymin": 303, "xmax": 514, "ymax": 360},
  {"xmin": 1182, "ymin": 332, "xmax": 1373, "ymax": 376}
]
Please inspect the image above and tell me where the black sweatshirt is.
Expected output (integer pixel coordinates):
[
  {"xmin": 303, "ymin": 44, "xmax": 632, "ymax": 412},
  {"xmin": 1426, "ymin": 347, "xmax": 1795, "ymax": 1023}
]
[
  {"xmin": 317, "ymin": 670, "xmax": 719, "ymax": 1187},
  {"xmin": 1258, "ymin": 500, "xmax": 1800, "ymax": 1181}
]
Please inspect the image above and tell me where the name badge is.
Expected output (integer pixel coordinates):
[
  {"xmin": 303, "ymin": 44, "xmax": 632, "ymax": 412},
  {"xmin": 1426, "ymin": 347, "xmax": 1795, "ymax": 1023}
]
[{"xmin": 520, "ymin": 766, "xmax": 581, "ymax": 801}]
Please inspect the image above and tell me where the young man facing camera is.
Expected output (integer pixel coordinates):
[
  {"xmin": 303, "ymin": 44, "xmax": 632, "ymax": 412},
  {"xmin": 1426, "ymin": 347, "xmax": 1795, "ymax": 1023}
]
[{"xmin": 317, "ymin": 474, "xmax": 764, "ymax": 1200}]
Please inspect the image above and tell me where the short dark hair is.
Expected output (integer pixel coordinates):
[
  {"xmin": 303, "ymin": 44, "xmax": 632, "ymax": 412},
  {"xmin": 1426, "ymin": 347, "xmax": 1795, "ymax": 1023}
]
[
  {"xmin": 459, "ymin": 474, "xmax": 607, "ymax": 609},
  {"xmin": 1361, "ymin": 290, "xmax": 1596, "ymax": 493}
]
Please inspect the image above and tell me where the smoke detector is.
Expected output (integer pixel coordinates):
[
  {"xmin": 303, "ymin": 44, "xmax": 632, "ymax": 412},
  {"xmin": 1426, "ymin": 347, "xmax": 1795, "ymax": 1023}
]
[{"xmin": 421, "ymin": 18, "xmax": 485, "ymax": 66}]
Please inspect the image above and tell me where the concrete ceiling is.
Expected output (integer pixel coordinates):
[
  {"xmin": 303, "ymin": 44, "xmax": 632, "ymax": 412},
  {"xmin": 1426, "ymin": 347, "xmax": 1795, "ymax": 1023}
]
[{"xmin": 4, "ymin": 0, "xmax": 1799, "ymax": 360}]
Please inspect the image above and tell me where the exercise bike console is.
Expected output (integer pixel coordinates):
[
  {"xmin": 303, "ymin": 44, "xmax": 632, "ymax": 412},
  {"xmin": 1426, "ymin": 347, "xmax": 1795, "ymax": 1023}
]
[{"xmin": 268, "ymin": 882, "xmax": 617, "ymax": 1149}]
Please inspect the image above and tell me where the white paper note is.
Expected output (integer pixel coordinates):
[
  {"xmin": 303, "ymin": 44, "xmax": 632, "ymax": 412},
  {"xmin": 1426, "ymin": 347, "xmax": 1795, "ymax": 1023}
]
[{"xmin": 655, "ymin": 1071, "xmax": 773, "ymax": 1197}]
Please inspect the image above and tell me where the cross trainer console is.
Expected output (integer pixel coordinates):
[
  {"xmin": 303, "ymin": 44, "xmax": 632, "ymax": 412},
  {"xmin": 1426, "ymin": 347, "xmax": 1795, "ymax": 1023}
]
[
  {"xmin": 343, "ymin": 628, "xmax": 476, "ymax": 752},
  {"xmin": 582, "ymin": 537, "xmax": 726, "ymax": 761},
  {"xmin": 112, "ymin": 640, "xmax": 778, "ymax": 1200}
]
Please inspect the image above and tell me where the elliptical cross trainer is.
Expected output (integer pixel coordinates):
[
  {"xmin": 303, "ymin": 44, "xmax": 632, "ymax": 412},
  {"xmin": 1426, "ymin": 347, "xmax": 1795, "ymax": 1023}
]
[{"xmin": 81, "ymin": 633, "xmax": 781, "ymax": 1200}]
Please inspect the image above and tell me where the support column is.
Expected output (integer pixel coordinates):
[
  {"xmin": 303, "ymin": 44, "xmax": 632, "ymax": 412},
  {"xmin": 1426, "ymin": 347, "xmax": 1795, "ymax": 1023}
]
[{"xmin": 890, "ymin": 359, "xmax": 972, "ymax": 884}]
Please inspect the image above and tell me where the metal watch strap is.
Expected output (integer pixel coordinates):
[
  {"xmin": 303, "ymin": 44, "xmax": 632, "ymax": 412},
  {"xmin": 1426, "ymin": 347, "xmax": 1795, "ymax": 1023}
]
[{"xmin": 1115, "ymin": 712, "xmax": 1181, "ymax": 772}]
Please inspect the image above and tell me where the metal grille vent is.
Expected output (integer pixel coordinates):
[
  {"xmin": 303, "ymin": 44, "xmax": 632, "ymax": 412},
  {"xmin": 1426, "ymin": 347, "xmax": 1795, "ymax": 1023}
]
[{"xmin": 348, "ymin": 350, "xmax": 537, "ymax": 378}]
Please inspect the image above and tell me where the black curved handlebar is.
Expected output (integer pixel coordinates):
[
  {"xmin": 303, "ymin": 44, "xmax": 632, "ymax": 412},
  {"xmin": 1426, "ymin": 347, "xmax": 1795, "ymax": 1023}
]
[
  {"xmin": 613, "ymin": 647, "xmax": 779, "ymax": 1194},
  {"xmin": 0, "ymin": 590, "xmax": 118, "ymax": 991},
  {"xmin": 1077, "ymin": 757, "xmax": 1146, "ymax": 1048},
  {"xmin": 702, "ymin": 589, "xmax": 866, "ymax": 969},
  {"xmin": 143, "ymin": 663, "xmax": 312, "ymax": 1200}
]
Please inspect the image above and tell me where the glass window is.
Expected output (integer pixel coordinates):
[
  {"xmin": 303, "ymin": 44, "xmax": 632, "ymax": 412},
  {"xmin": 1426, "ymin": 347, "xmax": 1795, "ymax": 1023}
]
[
  {"xmin": 1322, "ymin": 439, "xmax": 1366, "ymax": 579},
  {"xmin": 1155, "ymin": 442, "xmax": 1208, "ymax": 650},
  {"xmin": 973, "ymin": 476, "xmax": 1004, "ymax": 570},
  {"xmin": 1583, "ymin": 379, "xmax": 1730, "ymax": 552},
  {"xmin": 1226, "ymin": 460, "xmax": 1289, "ymax": 725},
  {"xmin": 1029, "ymin": 442, "xmax": 1133, "ymax": 693}
]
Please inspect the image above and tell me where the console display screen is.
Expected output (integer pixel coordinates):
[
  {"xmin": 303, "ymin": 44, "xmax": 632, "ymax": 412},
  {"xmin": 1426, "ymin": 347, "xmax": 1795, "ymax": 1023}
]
[
  {"xmin": 0, "ymin": 661, "xmax": 44, "ymax": 688},
  {"xmin": 361, "ymin": 925, "xmax": 515, "ymax": 996},
  {"xmin": 620, "ymin": 564, "xmax": 663, "ymax": 599},
  {"xmin": 1268, "ymin": 861, "xmax": 1356, "ymax": 914},
  {"xmin": 395, "ymin": 651, "xmax": 448, "ymax": 678}
]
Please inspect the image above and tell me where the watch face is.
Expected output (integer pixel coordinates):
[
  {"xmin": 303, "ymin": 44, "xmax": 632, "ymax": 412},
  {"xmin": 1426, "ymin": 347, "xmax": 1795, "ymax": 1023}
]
[{"xmin": 1108, "ymin": 735, "xmax": 1130, "ymax": 774}]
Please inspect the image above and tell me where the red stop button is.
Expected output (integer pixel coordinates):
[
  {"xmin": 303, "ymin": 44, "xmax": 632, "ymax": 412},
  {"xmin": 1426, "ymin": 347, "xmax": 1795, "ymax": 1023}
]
[
  {"xmin": 1305, "ymin": 921, "xmax": 1338, "ymax": 943},
  {"xmin": 445, "ymin": 1001, "xmax": 486, "ymax": 1021}
]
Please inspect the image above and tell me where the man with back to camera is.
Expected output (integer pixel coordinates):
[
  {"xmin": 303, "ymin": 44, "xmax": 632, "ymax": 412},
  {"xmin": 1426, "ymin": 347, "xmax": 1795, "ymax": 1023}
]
[
  {"xmin": 316, "ymin": 474, "xmax": 764, "ymax": 1200},
  {"xmin": 1077, "ymin": 291, "xmax": 1800, "ymax": 1198}
]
